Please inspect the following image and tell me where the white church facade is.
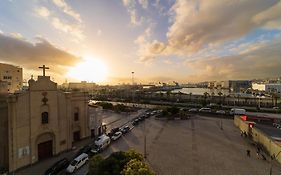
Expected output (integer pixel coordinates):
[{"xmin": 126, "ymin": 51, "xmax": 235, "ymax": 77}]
[{"xmin": 0, "ymin": 66, "xmax": 93, "ymax": 172}]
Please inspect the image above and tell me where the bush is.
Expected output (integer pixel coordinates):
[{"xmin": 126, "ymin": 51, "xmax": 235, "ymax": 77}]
[
  {"xmin": 121, "ymin": 159, "xmax": 155, "ymax": 175},
  {"xmin": 167, "ymin": 106, "xmax": 179, "ymax": 115},
  {"xmin": 89, "ymin": 150, "xmax": 154, "ymax": 175}
]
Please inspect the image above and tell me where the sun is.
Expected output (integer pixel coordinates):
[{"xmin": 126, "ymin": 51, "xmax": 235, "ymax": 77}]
[{"xmin": 67, "ymin": 56, "xmax": 108, "ymax": 83}]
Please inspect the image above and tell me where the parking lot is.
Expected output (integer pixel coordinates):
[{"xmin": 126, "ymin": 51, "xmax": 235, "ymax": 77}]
[{"xmin": 102, "ymin": 115, "xmax": 281, "ymax": 175}]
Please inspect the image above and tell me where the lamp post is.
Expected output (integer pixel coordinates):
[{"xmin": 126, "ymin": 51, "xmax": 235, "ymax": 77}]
[
  {"xmin": 131, "ymin": 71, "xmax": 135, "ymax": 102},
  {"xmin": 270, "ymin": 151, "xmax": 281, "ymax": 175},
  {"xmin": 143, "ymin": 117, "xmax": 147, "ymax": 159}
]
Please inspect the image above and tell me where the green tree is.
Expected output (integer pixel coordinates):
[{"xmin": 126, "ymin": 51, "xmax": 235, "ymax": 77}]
[
  {"xmin": 88, "ymin": 150, "xmax": 153, "ymax": 175},
  {"xmin": 203, "ymin": 92, "xmax": 209, "ymax": 106},
  {"xmin": 121, "ymin": 159, "xmax": 155, "ymax": 175},
  {"xmin": 89, "ymin": 155, "xmax": 104, "ymax": 175}
]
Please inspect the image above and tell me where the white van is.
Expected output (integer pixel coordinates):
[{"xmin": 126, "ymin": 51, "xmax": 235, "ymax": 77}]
[
  {"xmin": 199, "ymin": 107, "xmax": 212, "ymax": 113},
  {"xmin": 230, "ymin": 108, "xmax": 246, "ymax": 115},
  {"xmin": 66, "ymin": 153, "xmax": 88, "ymax": 173},
  {"xmin": 94, "ymin": 134, "xmax": 111, "ymax": 150}
]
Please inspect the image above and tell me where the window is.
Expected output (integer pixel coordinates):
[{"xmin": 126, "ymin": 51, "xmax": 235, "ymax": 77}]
[
  {"xmin": 3, "ymin": 76, "xmax": 12, "ymax": 80},
  {"xmin": 41, "ymin": 112, "xmax": 49, "ymax": 124},
  {"xmin": 74, "ymin": 107, "xmax": 79, "ymax": 121},
  {"xmin": 74, "ymin": 112, "xmax": 79, "ymax": 121}
]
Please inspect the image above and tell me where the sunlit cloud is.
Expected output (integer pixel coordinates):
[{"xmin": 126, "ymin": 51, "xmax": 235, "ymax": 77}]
[
  {"xmin": 0, "ymin": 32, "xmax": 80, "ymax": 76},
  {"xmin": 34, "ymin": 5, "xmax": 84, "ymax": 40},
  {"xmin": 51, "ymin": 17, "xmax": 84, "ymax": 40},
  {"xmin": 52, "ymin": 0, "xmax": 82, "ymax": 22},
  {"xmin": 138, "ymin": 0, "xmax": 281, "ymax": 61},
  {"xmin": 184, "ymin": 38, "xmax": 281, "ymax": 82},
  {"xmin": 35, "ymin": 6, "xmax": 50, "ymax": 18},
  {"xmin": 122, "ymin": 0, "xmax": 144, "ymax": 26}
]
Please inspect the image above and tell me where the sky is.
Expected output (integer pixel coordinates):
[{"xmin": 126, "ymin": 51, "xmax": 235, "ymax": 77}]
[{"xmin": 0, "ymin": 0, "xmax": 281, "ymax": 85}]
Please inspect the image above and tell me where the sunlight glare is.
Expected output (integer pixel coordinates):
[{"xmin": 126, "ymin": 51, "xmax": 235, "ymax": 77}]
[{"xmin": 67, "ymin": 56, "xmax": 107, "ymax": 83}]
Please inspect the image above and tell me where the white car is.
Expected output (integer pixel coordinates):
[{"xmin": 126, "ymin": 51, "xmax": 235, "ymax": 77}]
[
  {"xmin": 66, "ymin": 153, "xmax": 88, "ymax": 173},
  {"xmin": 111, "ymin": 131, "xmax": 122, "ymax": 141},
  {"xmin": 216, "ymin": 110, "xmax": 226, "ymax": 114},
  {"xmin": 188, "ymin": 108, "xmax": 198, "ymax": 112}
]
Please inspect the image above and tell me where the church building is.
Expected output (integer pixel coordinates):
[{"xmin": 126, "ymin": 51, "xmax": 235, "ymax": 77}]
[{"xmin": 0, "ymin": 65, "xmax": 91, "ymax": 172}]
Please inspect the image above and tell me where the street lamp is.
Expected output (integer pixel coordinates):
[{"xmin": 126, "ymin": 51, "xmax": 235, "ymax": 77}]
[
  {"xmin": 143, "ymin": 118, "xmax": 147, "ymax": 159},
  {"xmin": 270, "ymin": 151, "xmax": 281, "ymax": 175}
]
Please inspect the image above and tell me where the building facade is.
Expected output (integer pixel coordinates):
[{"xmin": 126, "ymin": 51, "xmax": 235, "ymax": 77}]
[
  {"xmin": 0, "ymin": 63, "xmax": 23, "ymax": 93},
  {"xmin": 89, "ymin": 105, "xmax": 103, "ymax": 138},
  {"xmin": 227, "ymin": 80, "xmax": 251, "ymax": 92},
  {"xmin": 0, "ymin": 75, "xmax": 91, "ymax": 172},
  {"xmin": 252, "ymin": 83, "xmax": 281, "ymax": 93}
]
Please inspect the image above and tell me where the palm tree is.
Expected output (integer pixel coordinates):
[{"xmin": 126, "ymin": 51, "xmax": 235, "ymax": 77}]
[
  {"xmin": 203, "ymin": 92, "xmax": 210, "ymax": 106},
  {"xmin": 218, "ymin": 92, "xmax": 223, "ymax": 105},
  {"xmin": 189, "ymin": 92, "xmax": 192, "ymax": 102}
]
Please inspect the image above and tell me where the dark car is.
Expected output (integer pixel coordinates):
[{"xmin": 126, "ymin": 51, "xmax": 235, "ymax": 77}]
[
  {"xmin": 44, "ymin": 158, "xmax": 69, "ymax": 175},
  {"xmin": 132, "ymin": 118, "xmax": 139, "ymax": 125},
  {"xmin": 138, "ymin": 115, "xmax": 145, "ymax": 121},
  {"xmin": 75, "ymin": 145, "xmax": 92, "ymax": 157},
  {"xmin": 108, "ymin": 127, "xmax": 120, "ymax": 137},
  {"xmin": 121, "ymin": 125, "xmax": 130, "ymax": 134},
  {"xmin": 89, "ymin": 145, "xmax": 101, "ymax": 157}
]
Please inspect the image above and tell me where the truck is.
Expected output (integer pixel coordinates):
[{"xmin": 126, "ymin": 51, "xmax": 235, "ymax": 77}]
[{"xmin": 230, "ymin": 108, "xmax": 246, "ymax": 115}]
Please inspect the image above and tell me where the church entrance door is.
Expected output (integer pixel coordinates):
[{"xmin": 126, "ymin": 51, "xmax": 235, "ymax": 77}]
[
  {"xmin": 38, "ymin": 140, "xmax": 53, "ymax": 160},
  {"xmin": 73, "ymin": 131, "xmax": 80, "ymax": 142}
]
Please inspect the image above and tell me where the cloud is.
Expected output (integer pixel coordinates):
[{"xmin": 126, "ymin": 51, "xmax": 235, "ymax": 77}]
[
  {"xmin": 138, "ymin": 0, "xmax": 148, "ymax": 9},
  {"xmin": 35, "ymin": 6, "xmax": 50, "ymax": 18},
  {"xmin": 184, "ymin": 38, "xmax": 281, "ymax": 82},
  {"xmin": 122, "ymin": 0, "xmax": 143, "ymax": 26},
  {"xmin": 51, "ymin": 17, "xmax": 84, "ymax": 40},
  {"xmin": 34, "ymin": 6, "xmax": 84, "ymax": 40},
  {"xmin": 138, "ymin": 0, "xmax": 281, "ymax": 61},
  {"xmin": 0, "ymin": 32, "xmax": 80, "ymax": 75},
  {"xmin": 52, "ymin": 0, "xmax": 82, "ymax": 22}
]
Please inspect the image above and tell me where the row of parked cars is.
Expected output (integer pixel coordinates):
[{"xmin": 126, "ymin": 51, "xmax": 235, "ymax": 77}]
[
  {"xmin": 187, "ymin": 107, "xmax": 246, "ymax": 115},
  {"xmin": 132, "ymin": 110, "xmax": 161, "ymax": 125},
  {"xmin": 44, "ymin": 110, "xmax": 155, "ymax": 175}
]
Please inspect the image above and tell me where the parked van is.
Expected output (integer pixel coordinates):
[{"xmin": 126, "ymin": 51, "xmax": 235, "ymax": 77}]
[
  {"xmin": 66, "ymin": 153, "xmax": 88, "ymax": 173},
  {"xmin": 94, "ymin": 134, "xmax": 111, "ymax": 150},
  {"xmin": 199, "ymin": 107, "xmax": 212, "ymax": 113},
  {"xmin": 230, "ymin": 108, "xmax": 246, "ymax": 115}
]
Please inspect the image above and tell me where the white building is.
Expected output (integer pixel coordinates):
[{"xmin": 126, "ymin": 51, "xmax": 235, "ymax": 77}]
[
  {"xmin": 0, "ymin": 63, "xmax": 23, "ymax": 93},
  {"xmin": 61, "ymin": 81, "xmax": 98, "ymax": 92},
  {"xmin": 252, "ymin": 83, "xmax": 281, "ymax": 93}
]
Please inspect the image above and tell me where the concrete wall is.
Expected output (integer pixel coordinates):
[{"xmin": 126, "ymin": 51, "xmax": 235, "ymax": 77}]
[
  {"xmin": 0, "ymin": 96, "xmax": 8, "ymax": 169},
  {"xmin": 252, "ymin": 127, "xmax": 281, "ymax": 163},
  {"xmin": 234, "ymin": 116, "xmax": 281, "ymax": 164},
  {"xmin": 234, "ymin": 116, "xmax": 250, "ymax": 134}
]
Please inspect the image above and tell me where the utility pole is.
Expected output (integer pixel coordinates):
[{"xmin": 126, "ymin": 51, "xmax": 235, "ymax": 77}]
[
  {"xmin": 143, "ymin": 117, "xmax": 147, "ymax": 159},
  {"xmin": 131, "ymin": 72, "xmax": 135, "ymax": 102},
  {"xmin": 131, "ymin": 71, "xmax": 134, "ymax": 85}
]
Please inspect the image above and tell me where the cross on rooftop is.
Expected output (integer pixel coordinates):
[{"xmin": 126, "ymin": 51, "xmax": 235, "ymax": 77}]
[{"xmin": 38, "ymin": 65, "xmax": 49, "ymax": 76}]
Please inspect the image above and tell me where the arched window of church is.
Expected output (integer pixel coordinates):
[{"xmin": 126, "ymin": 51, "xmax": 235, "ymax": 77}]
[
  {"xmin": 41, "ymin": 112, "xmax": 49, "ymax": 124},
  {"xmin": 74, "ymin": 107, "xmax": 79, "ymax": 121}
]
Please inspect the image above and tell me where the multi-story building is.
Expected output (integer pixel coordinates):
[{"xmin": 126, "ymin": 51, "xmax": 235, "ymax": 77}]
[
  {"xmin": 0, "ymin": 63, "xmax": 23, "ymax": 93},
  {"xmin": 223, "ymin": 80, "xmax": 251, "ymax": 92},
  {"xmin": 252, "ymin": 83, "xmax": 281, "ymax": 93},
  {"xmin": 61, "ymin": 81, "xmax": 98, "ymax": 92}
]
